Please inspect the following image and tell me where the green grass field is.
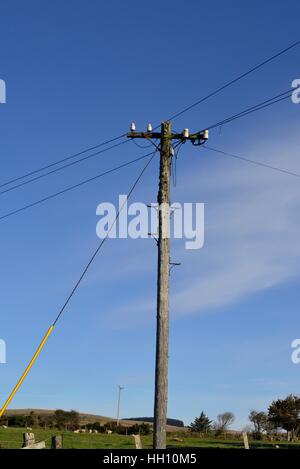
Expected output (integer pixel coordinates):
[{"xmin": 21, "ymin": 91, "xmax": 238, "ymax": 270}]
[{"xmin": 1, "ymin": 427, "xmax": 300, "ymax": 449}]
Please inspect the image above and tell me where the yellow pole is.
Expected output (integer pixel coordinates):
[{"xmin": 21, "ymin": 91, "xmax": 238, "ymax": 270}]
[{"xmin": 0, "ymin": 325, "xmax": 54, "ymax": 418}]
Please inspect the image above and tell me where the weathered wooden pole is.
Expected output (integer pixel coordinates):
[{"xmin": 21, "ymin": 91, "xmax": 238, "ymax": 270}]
[
  {"xmin": 127, "ymin": 121, "xmax": 209, "ymax": 449},
  {"xmin": 153, "ymin": 121, "xmax": 172, "ymax": 449}
]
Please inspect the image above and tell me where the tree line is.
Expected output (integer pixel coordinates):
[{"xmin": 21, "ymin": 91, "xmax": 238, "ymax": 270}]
[
  {"xmin": 0, "ymin": 410, "xmax": 80, "ymax": 430},
  {"xmin": 0, "ymin": 409, "xmax": 151, "ymax": 435},
  {"xmin": 190, "ymin": 394, "xmax": 300, "ymax": 440}
]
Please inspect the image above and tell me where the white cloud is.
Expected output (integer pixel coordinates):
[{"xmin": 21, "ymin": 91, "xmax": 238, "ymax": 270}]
[
  {"xmin": 106, "ymin": 129, "xmax": 300, "ymax": 324},
  {"xmin": 170, "ymin": 131, "xmax": 300, "ymax": 315}
]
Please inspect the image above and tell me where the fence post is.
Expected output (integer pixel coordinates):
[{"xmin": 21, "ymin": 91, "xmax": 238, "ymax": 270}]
[
  {"xmin": 51, "ymin": 435, "xmax": 63, "ymax": 449},
  {"xmin": 23, "ymin": 432, "xmax": 35, "ymax": 448},
  {"xmin": 133, "ymin": 434, "xmax": 142, "ymax": 449},
  {"xmin": 22, "ymin": 432, "xmax": 46, "ymax": 449},
  {"xmin": 242, "ymin": 432, "xmax": 249, "ymax": 449}
]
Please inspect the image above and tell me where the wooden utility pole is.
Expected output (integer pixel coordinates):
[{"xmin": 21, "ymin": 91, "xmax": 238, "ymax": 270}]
[
  {"xmin": 128, "ymin": 122, "xmax": 208, "ymax": 449},
  {"xmin": 153, "ymin": 121, "xmax": 172, "ymax": 448}
]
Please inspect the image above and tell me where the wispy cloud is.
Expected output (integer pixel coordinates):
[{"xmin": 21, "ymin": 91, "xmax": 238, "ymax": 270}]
[
  {"xmin": 170, "ymin": 133, "xmax": 300, "ymax": 316},
  {"xmin": 104, "ymin": 130, "xmax": 300, "ymax": 326}
]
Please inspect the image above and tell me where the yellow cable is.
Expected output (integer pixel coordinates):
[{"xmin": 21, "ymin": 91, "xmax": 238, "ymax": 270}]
[{"xmin": 0, "ymin": 325, "xmax": 54, "ymax": 418}]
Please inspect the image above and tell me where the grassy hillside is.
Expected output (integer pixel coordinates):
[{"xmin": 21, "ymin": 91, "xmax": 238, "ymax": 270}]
[{"xmin": 3, "ymin": 409, "xmax": 184, "ymax": 432}]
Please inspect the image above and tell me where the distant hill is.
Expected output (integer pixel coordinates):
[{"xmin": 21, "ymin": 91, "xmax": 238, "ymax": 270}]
[
  {"xmin": 123, "ymin": 417, "xmax": 184, "ymax": 428},
  {"xmin": 4, "ymin": 408, "xmax": 111, "ymax": 425},
  {"xmin": 4, "ymin": 409, "xmax": 185, "ymax": 432}
]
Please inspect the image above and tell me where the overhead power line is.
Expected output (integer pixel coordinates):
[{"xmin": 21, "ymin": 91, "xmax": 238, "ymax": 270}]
[
  {"xmin": 0, "ymin": 150, "xmax": 156, "ymax": 222},
  {"xmin": 191, "ymin": 88, "xmax": 297, "ymax": 137},
  {"xmin": 166, "ymin": 39, "xmax": 300, "ymax": 122},
  {"xmin": 2, "ymin": 86, "xmax": 297, "ymax": 212},
  {"xmin": 205, "ymin": 145, "xmax": 300, "ymax": 179},
  {"xmin": 0, "ymin": 139, "xmax": 128, "ymax": 196},
  {"xmin": 203, "ymin": 88, "xmax": 294, "ymax": 132},
  {"xmin": 3, "ymin": 86, "xmax": 295, "ymax": 199},
  {"xmin": 3, "ymin": 87, "xmax": 296, "ymax": 199},
  {"xmin": 0, "ymin": 132, "xmax": 128, "ymax": 190}
]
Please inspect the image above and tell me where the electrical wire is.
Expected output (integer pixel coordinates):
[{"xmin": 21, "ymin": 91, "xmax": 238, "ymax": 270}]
[
  {"xmin": 0, "ymin": 150, "xmax": 156, "ymax": 222},
  {"xmin": 171, "ymin": 154, "xmax": 176, "ymax": 187},
  {"xmin": 0, "ymin": 139, "xmax": 128, "ymax": 196},
  {"xmin": 204, "ymin": 145, "xmax": 300, "ymax": 179},
  {"xmin": 52, "ymin": 148, "xmax": 158, "ymax": 325},
  {"xmin": 202, "ymin": 89, "xmax": 294, "ymax": 132},
  {"xmin": 3, "ymin": 86, "xmax": 293, "ymax": 199},
  {"xmin": 131, "ymin": 139, "xmax": 154, "ymax": 149},
  {"xmin": 165, "ymin": 39, "xmax": 300, "ymax": 122},
  {"xmin": 171, "ymin": 141, "xmax": 184, "ymax": 187},
  {"xmin": 0, "ymin": 132, "xmax": 128, "ymax": 190},
  {"xmin": 1, "ymin": 88, "xmax": 296, "ymax": 215}
]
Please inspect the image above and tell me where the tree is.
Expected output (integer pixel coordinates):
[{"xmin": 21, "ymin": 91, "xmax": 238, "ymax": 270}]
[
  {"xmin": 41, "ymin": 414, "xmax": 56, "ymax": 429},
  {"xmin": 249, "ymin": 410, "xmax": 268, "ymax": 438},
  {"xmin": 27, "ymin": 411, "xmax": 37, "ymax": 428},
  {"xmin": 268, "ymin": 394, "xmax": 300, "ymax": 438},
  {"xmin": 127, "ymin": 423, "xmax": 151, "ymax": 435},
  {"xmin": 6, "ymin": 415, "xmax": 26, "ymax": 427},
  {"xmin": 54, "ymin": 409, "xmax": 68, "ymax": 429},
  {"xmin": 54, "ymin": 409, "xmax": 79, "ymax": 430},
  {"xmin": 189, "ymin": 412, "xmax": 212, "ymax": 432},
  {"xmin": 214, "ymin": 412, "xmax": 235, "ymax": 434},
  {"xmin": 68, "ymin": 410, "xmax": 80, "ymax": 430}
]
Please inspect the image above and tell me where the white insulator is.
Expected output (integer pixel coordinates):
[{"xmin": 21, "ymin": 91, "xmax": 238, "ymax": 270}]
[
  {"xmin": 203, "ymin": 129, "xmax": 209, "ymax": 140},
  {"xmin": 147, "ymin": 123, "xmax": 153, "ymax": 132},
  {"xmin": 183, "ymin": 128, "xmax": 189, "ymax": 138},
  {"xmin": 130, "ymin": 122, "xmax": 136, "ymax": 131}
]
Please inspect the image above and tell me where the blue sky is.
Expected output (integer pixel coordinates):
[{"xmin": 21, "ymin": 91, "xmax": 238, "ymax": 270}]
[{"xmin": 0, "ymin": 0, "xmax": 300, "ymax": 429}]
